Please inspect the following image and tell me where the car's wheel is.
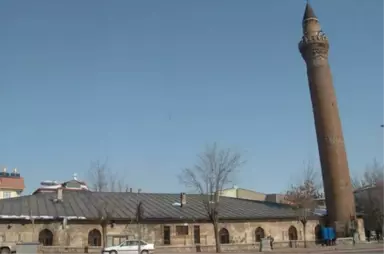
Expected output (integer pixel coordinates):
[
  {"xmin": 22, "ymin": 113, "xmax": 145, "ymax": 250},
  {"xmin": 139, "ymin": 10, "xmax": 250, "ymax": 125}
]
[
  {"xmin": 141, "ymin": 251, "xmax": 148, "ymax": 254},
  {"xmin": 110, "ymin": 250, "xmax": 118, "ymax": 254},
  {"xmin": 0, "ymin": 247, "xmax": 10, "ymax": 254}
]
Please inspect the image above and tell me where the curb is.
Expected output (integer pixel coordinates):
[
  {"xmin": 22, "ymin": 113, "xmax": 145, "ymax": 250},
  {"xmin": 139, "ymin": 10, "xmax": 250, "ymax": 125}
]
[
  {"xmin": 314, "ymin": 248, "xmax": 384, "ymax": 254},
  {"xmin": 259, "ymin": 247, "xmax": 384, "ymax": 254}
]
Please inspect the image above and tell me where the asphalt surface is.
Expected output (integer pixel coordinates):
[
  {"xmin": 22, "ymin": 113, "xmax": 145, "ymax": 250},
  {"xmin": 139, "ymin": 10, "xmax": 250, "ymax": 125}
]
[
  {"xmin": 319, "ymin": 250, "xmax": 384, "ymax": 254},
  {"xmin": 278, "ymin": 247, "xmax": 384, "ymax": 254},
  {"xmin": 155, "ymin": 249, "xmax": 384, "ymax": 254}
]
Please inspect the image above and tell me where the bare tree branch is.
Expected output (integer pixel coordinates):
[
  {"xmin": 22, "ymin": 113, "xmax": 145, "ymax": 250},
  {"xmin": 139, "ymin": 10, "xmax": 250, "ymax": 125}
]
[
  {"xmin": 362, "ymin": 159, "xmax": 383, "ymax": 187},
  {"xmin": 354, "ymin": 159, "xmax": 384, "ymax": 234},
  {"xmin": 88, "ymin": 159, "xmax": 129, "ymax": 192},
  {"xmin": 351, "ymin": 176, "xmax": 364, "ymax": 190},
  {"xmin": 94, "ymin": 195, "xmax": 139, "ymax": 247},
  {"xmin": 178, "ymin": 143, "xmax": 245, "ymax": 253},
  {"xmin": 285, "ymin": 160, "xmax": 323, "ymax": 208},
  {"xmin": 284, "ymin": 160, "xmax": 323, "ymax": 248}
]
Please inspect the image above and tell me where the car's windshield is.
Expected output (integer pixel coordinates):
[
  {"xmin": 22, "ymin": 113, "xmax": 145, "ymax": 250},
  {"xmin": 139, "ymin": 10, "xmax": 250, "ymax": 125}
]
[
  {"xmin": 119, "ymin": 240, "xmax": 146, "ymax": 246},
  {"xmin": 119, "ymin": 241, "xmax": 128, "ymax": 247}
]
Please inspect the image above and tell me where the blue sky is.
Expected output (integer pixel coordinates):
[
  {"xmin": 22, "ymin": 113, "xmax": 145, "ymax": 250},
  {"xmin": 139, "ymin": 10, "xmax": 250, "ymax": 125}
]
[{"xmin": 0, "ymin": 0, "xmax": 382, "ymax": 195}]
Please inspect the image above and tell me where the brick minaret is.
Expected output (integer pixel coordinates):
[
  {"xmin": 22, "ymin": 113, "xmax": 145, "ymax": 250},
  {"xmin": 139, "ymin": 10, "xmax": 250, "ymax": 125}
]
[{"xmin": 298, "ymin": 3, "xmax": 356, "ymax": 234}]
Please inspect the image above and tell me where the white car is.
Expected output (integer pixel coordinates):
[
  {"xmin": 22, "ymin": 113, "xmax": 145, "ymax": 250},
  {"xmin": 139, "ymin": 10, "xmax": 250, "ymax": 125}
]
[
  {"xmin": 0, "ymin": 242, "xmax": 16, "ymax": 254},
  {"xmin": 102, "ymin": 240, "xmax": 155, "ymax": 254}
]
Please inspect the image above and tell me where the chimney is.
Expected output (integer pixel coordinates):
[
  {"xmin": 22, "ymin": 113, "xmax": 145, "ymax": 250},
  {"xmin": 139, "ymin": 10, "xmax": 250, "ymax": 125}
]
[
  {"xmin": 180, "ymin": 192, "xmax": 187, "ymax": 207},
  {"xmin": 57, "ymin": 188, "xmax": 63, "ymax": 201},
  {"xmin": 130, "ymin": 188, "xmax": 133, "ymax": 193}
]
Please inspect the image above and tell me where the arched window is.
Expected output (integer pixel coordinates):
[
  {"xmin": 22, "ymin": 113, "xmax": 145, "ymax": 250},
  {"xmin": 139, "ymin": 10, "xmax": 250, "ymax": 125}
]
[
  {"xmin": 219, "ymin": 228, "xmax": 230, "ymax": 244},
  {"xmin": 288, "ymin": 226, "xmax": 298, "ymax": 241},
  {"xmin": 314, "ymin": 224, "xmax": 322, "ymax": 244},
  {"xmin": 255, "ymin": 227, "xmax": 265, "ymax": 242},
  {"xmin": 88, "ymin": 229, "xmax": 102, "ymax": 246},
  {"xmin": 39, "ymin": 229, "xmax": 53, "ymax": 246}
]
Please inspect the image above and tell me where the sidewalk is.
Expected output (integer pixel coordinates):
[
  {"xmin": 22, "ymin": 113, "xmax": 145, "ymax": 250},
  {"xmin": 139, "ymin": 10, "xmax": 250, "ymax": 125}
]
[
  {"xmin": 178, "ymin": 243, "xmax": 383, "ymax": 254},
  {"xmin": 267, "ymin": 244, "xmax": 383, "ymax": 253},
  {"xmin": 258, "ymin": 243, "xmax": 383, "ymax": 253}
]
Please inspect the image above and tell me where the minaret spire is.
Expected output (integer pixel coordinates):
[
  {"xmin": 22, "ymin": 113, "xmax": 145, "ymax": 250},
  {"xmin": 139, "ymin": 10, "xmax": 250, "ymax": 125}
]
[
  {"xmin": 303, "ymin": 1, "xmax": 317, "ymax": 22},
  {"xmin": 299, "ymin": 1, "xmax": 328, "ymax": 62}
]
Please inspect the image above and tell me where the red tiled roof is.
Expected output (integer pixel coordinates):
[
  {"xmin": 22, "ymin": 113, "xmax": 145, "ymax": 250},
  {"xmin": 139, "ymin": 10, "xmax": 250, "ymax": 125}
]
[{"xmin": 0, "ymin": 177, "xmax": 25, "ymax": 190}]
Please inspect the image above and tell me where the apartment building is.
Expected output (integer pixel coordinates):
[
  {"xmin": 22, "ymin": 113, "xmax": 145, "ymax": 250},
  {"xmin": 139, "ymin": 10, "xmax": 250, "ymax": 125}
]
[{"xmin": 0, "ymin": 168, "xmax": 25, "ymax": 199}]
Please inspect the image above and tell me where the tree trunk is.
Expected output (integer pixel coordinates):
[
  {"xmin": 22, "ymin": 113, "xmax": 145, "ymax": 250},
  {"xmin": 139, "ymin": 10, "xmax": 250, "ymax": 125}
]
[
  {"xmin": 137, "ymin": 222, "xmax": 141, "ymax": 254},
  {"xmin": 102, "ymin": 221, "xmax": 107, "ymax": 248},
  {"xmin": 303, "ymin": 222, "xmax": 307, "ymax": 248},
  {"xmin": 31, "ymin": 219, "xmax": 35, "ymax": 239},
  {"xmin": 213, "ymin": 220, "xmax": 221, "ymax": 253}
]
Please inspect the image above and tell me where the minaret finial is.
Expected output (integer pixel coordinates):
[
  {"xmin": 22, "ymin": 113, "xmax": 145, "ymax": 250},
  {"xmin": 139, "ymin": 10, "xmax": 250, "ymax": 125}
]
[{"xmin": 303, "ymin": 1, "xmax": 317, "ymax": 22}]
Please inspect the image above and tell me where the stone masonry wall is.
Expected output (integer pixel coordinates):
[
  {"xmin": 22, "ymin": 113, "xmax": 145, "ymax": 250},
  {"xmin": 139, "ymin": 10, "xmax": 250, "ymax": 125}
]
[
  {"xmin": 0, "ymin": 218, "xmax": 327, "ymax": 247},
  {"xmin": 0, "ymin": 217, "xmax": 367, "ymax": 249}
]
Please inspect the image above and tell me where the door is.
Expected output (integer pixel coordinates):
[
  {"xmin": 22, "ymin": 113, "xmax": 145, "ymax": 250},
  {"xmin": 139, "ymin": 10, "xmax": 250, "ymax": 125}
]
[
  {"xmin": 163, "ymin": 226, "xmax": 171, "ymax": 245},
  {"xmin": 194, "ymin": 225, "xmax": 200, "ymax": 244},
  {"xmin": 194, "ymin": 225, "xmax": 201, "ymax": 252}
]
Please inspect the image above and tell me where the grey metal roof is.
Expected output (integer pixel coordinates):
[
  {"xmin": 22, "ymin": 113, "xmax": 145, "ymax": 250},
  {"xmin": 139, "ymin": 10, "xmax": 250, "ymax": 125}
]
[{"xmin": 0, "ymin": 191, "xmax": 300, "ymax": 221}]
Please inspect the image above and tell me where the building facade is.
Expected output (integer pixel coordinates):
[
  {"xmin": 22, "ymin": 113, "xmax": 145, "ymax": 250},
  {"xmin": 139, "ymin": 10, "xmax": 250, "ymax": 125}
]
[
  {"xmin": 220, "ymin": 186, "xmax": 288, "ymax": 204},
  {"xmin": 32, "ymin": 174, "xmax": 89, "ymax": 195},
  {"xmin": 0, "ymin": 189, "xmax": 365, "ymax": 251},
  {"xmin": 0, "ymin": 219, "xmax": 324, "ymax": 247},
  {"xmin": 0, "ymin": 168, "xmax": 24, "ymax": 199}
]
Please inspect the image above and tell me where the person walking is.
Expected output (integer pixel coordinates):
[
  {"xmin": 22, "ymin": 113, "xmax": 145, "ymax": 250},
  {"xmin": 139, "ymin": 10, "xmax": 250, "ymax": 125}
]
[{"xmin": 269, "ymin": 234, "xmax": 274, "ymax": 250}]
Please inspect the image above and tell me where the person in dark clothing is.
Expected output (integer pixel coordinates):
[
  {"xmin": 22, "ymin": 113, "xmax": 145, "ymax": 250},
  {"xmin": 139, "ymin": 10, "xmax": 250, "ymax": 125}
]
[
  {"xmin": 366, "ymin": 230, "xmax": 371, "ymax": 242},
  {"xmin": 269, "ymin": 235, "xmax": 274, "ymax": 250}
]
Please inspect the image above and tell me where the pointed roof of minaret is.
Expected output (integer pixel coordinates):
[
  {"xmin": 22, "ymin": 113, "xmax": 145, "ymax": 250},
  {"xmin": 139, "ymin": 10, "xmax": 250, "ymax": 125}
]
[{"xmin": 303, "ymin": 1, "xmax": 317, "ymax": 22}]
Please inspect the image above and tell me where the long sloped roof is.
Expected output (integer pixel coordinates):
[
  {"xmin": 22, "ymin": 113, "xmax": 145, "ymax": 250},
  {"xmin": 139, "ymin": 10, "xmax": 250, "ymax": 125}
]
[{"xmin": 0, "ymin": 190, "xmax": 299, "ymax": 221}]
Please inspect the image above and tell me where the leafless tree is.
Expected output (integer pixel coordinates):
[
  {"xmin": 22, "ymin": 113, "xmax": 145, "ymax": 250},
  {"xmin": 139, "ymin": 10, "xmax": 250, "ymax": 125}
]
[
  {"xmin": 95, "ymin": 199, "xmax": 113, "ymax": 248},
  {"xmin": 179, "ymin": 143, "xmax": 245, "ymax": 253},
  {"xmin": 353, "ymin": 159, "xmax": 383, "ymax": 189},
  {"xmin": 135, "ymin": 201, "xmax": 145, "ymax": 254},
  {"xmin": 351, "ymin": 176, "xmax": 363, "ymax": 191},
  {"xmin": 353, "ymin": 159, "xmax": 384, "ymax": 238},
  {"xmin": 94, "ymin": 195, "xmax": 143, "ymax": 249},
  {"xmin": 88, "ymin": 160, "xmax": 129, "ymax": 192},
  {"xmin": 284, "ymin": 161, "xmax": 323, "ymax": 248},
  {"xmin": 28, "ymin": 208, "xmax": 36, "ymax": 239}
]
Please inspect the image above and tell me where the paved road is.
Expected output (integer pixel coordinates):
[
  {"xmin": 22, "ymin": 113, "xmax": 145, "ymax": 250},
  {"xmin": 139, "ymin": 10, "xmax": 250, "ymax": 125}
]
[
  {"xmin": 312, "ymin": 252, "xmax": 382, "ymax": 254},
  {"xmin": 207, "ymin": 246, "xmax": 384, "ymax": 254},
  {"xmin": 269, "ymin": 248, "xmax": 383, "ymax": 254}
]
